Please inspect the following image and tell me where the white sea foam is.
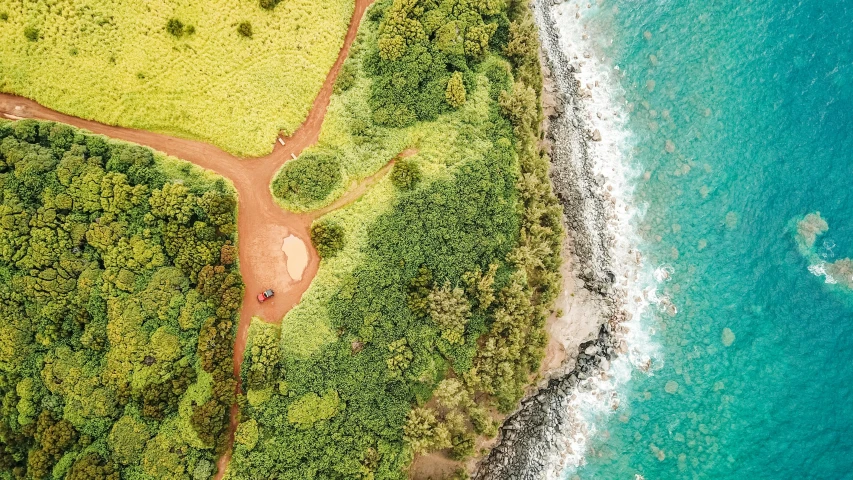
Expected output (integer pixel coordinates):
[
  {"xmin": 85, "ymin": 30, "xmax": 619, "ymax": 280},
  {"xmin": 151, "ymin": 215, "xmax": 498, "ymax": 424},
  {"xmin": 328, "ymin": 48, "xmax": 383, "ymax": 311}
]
[
  {"xmin": 808, "ymin": 261, "xmax": 838, "ymax": 284},
  {"xmin": 546, "ymin": 1, "xmax": 669, "ymax": 477}
]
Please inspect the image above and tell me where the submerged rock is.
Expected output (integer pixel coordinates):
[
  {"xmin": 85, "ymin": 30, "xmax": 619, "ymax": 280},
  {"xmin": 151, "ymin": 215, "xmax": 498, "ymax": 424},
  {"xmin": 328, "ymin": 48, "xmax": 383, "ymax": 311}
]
[
  {"xmin": 665, "ymin": 380, "xmax": 679, "ymax": 394},
  {"xmin": 591, "ymin": 129, "xmax": 602, "ymax": 141},
  {"xmin": 721, "ymin": 328, "xmax": 736, "ymax": 347}
]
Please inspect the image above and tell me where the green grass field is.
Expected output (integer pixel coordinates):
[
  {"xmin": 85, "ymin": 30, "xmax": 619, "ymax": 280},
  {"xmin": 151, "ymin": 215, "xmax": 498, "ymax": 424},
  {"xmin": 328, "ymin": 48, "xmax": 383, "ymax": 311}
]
[{"xmin": 0, "ymin": 0, "xmax": 353, "ymax": 156}]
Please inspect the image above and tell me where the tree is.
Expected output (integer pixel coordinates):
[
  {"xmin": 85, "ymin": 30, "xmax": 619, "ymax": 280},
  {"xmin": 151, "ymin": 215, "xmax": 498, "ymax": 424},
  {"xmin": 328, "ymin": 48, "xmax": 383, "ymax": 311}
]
[
  {"xmin": 235, "ymin": 419, "xmax": 259, "ymax": 450},
  {"xmin": 245, "ymin": 321, "xmax": 281, "ymax": 390},
  {"xmin": 499, "ymin": 81, "xmax": 538, "ymax": 137},
  {"xmin": 463, "ymin": 263, "xmax": 498, "ymax": 310},
  {"xmin": 407, "ymin": 267, "xmax": 433, "ymax": 316},
  {"xmin": 391, "ymin": 159, "xmax": 422, "ymax": 190},
  {"xmin": 67, "ymin": 453, "xmax": 120, "ymax": 480},
  {"xmin": 386, "ymin": 338, "xmax": 413, "ymax": 378},
  {"xmin": 310, "ymin": 220, "xmax": 345, "ymax": 258},
  {"xmin": 286, "ymin": 390, "xmax": 341, "ymax": 429},
  {"xmin": 24, "ymin": 26, "xmax": 38, "ymax": 41},
  {"xmin": 427, "ymin": 283, "xmax": 471, "ymax": 345},
  {"xmin": 108, "ymin": 415, "xmax": 150, "ymax": 465},
  {"xmin": 260, "ymin": 0, "xmax": 281, "ymax": 9},
  {"xmin": 377, "ymin": 0, "xmax": 424, "ymax": 61},
  {"xmin": 166, "ymin": 19, "xmax": 184, "ymax": 37},
  {"xmin": 272, "ymin": 150, "xmax": 342, "ymax": 207},
  {"xmin": 464, "ymin": 22, "xmax": 498, "ymax": 57},
  {"xmin": 450, "ymin": 430, "xmax": 475, "ymax": 460},
  {"xmin": 238, "ymin": 22, "xmax": 253, "ymax": 38},
  {"xmin": 403, "ymin": 407, "xmax": 450, "ymax": 454},
  {"xmin": 505, "ymin": 19, "xmax": 539, "ymax": 65},
  {"xmin": 0, "ymin": 120, "xmax": 242, "ymax": 476},
  {"xmin": 445, "ymin": 72, "xmax": 467, "ymax": 108}
]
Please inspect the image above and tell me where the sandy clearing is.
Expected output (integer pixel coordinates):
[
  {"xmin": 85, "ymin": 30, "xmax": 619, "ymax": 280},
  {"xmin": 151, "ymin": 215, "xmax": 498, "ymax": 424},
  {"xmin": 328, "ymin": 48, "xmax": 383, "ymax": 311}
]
[{"xmin": 409, "ymin": 452, "xmax": 461, "ymax": 480}]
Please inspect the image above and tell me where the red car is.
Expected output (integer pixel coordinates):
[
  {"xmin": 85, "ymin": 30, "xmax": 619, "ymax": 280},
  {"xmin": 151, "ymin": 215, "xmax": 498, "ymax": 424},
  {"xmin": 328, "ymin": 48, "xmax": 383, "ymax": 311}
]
[{"xmin": 257, "ymin": 289, "xmax": 274, "ymax": 302}]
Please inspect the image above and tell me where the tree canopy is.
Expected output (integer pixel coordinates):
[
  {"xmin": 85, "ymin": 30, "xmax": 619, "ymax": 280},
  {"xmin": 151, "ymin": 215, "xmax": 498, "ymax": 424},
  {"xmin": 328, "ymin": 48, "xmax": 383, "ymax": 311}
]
[{"xmin": 0, "ymin": 120, "xmax": 242, "ymax": 480}]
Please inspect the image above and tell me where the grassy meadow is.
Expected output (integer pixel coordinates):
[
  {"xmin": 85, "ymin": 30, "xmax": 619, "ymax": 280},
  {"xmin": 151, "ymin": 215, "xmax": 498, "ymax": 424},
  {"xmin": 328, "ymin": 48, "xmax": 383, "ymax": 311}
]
[{"xmin": 0, "ymin": 0, "xmax": 353, "ymax": 156}]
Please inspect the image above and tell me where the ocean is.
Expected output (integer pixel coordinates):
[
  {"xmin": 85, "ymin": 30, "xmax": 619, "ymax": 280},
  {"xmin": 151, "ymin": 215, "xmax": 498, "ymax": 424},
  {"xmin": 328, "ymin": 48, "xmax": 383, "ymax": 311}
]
[{"xmin": 551, "ymin": 0, "xmax": 853, "ymax": 478}]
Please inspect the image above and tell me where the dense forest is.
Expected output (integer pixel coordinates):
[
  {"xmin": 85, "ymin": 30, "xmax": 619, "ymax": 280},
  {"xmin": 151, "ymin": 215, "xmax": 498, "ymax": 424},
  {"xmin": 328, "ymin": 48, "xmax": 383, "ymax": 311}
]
[
  {"xmin": 234, "ymin": 0, "xmax": 562, "ymax": 478},
  {"xmin": 0, "ymin": 120, "xmax": 242, "ymax": 480}
]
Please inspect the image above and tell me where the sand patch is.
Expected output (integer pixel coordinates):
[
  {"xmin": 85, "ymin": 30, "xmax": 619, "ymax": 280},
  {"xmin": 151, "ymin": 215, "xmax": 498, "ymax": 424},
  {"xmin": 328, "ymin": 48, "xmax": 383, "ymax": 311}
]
[
  {"xmin": 408, "ymin": 452, "xmax": 460, "ymax": 480},
  {"xmin": 281, "ymin": 235, "xmax": 308, "ymax": 282}
]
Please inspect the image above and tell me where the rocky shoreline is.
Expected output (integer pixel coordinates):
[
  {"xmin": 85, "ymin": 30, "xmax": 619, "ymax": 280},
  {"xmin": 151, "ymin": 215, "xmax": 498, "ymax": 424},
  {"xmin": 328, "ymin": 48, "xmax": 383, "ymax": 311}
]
[{"xmin": 474, "ymin": 1, "xmax": 629, "ymax": 478}]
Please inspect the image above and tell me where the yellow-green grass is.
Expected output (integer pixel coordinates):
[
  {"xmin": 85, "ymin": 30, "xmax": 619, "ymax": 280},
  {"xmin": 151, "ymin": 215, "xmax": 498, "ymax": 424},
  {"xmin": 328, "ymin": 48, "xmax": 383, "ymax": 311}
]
[{"xmin": 0, "ymin": 0, "xmax": 353, "ymax": 156}]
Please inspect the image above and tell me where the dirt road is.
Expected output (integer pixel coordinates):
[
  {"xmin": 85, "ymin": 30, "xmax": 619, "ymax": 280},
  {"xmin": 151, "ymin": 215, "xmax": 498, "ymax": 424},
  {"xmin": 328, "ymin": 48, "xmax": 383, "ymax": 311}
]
[{"xmin": 0, "ymin": 0, "xmax": 375, "ymax": 475}]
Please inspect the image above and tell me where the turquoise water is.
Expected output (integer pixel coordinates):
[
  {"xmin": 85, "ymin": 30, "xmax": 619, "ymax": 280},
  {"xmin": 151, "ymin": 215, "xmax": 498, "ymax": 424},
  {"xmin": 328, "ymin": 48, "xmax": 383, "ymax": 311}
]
[{"xmin": 567, "ymin": 0, "xmax": 853, "ymax": 478}]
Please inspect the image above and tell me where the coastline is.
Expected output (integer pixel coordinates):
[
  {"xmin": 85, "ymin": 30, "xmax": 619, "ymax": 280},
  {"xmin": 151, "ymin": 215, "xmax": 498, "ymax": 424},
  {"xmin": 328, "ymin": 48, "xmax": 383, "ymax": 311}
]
[{"xmin": 475, "ymin": 1, "xmax": 642, "ymax": 478}]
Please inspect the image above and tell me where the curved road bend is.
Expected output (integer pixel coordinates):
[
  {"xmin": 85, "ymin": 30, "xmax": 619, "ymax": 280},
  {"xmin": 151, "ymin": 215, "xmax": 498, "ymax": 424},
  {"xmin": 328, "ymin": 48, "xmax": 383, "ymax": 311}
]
[{"xmin": 0, "ymin": 0, "xmax": 375, "ymax": 475}]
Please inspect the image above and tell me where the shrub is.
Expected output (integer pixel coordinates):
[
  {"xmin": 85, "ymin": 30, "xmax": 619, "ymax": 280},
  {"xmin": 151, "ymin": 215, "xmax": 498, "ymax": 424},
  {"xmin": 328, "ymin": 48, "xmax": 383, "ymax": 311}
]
[
  {"xmin": 271, "ymin": 150, "xmax": 342, "ymax": 207},
  {"xmin": 237, "ymin": 21, "xmax": 253, "ymax": 38},
  {"xmin": 166, "ymin": 19, "xmax": 184, "ymax": 37},
  {"xmin": 260, "ymin": 0, "xmax": 281, "ymax": 9},
  {"xmin": 24, "ymin": 26, "xmax": 38, "ymax": 41},
  {"xmin": 0, "ymin": 12, "xmax": 8, "ymax": 21},
  {"xmin": 310, "ymin": 220, "xmax": 345, "ymax": 258},
  {"xmin": 390, "ymin": 159, "xmax": 422, "ymax": 190}
]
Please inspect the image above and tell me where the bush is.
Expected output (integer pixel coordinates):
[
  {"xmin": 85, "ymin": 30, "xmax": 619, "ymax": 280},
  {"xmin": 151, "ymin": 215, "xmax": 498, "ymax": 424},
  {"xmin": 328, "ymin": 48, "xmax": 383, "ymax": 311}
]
[
  {"xmin": 0, "ymin": 12, "xmax": 8, "ymax": 21},
  {"xmin": 391, "ymin": 159, "xmax": 422, "ymax": 190},
  {"xmin": 24, "ymin": 26, "xmax": 38, "ymax": 41},
  {"xmin": 237, "ymin": 21, "xmax": 253, "ymax": 38},
  {"xmin": 310, "ymin": 220, "xmax": 345, "ymax": 258},
  {"xmin": 166, "ymin": 19, "xmax": 184, "ymax": 37},
  {"xmin": 271, "ymin": 150, "xmax": 342, "ymax": 207},
  {"xmin": 260, "ymin": 0, "xmax": 281, "ymax": 9}
]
